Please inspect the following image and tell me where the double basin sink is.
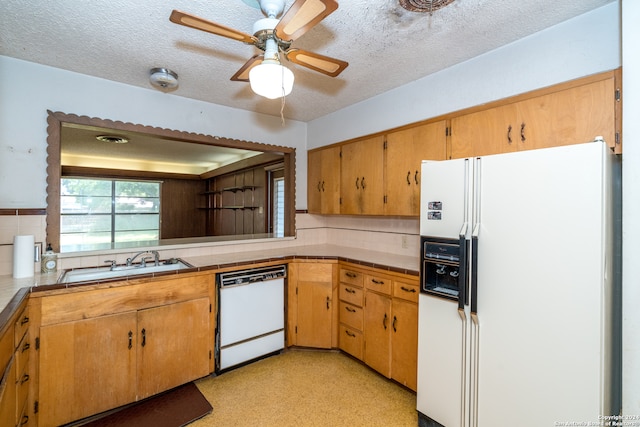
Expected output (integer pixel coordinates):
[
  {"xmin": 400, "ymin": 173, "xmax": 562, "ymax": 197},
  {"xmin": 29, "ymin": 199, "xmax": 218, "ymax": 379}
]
[{"xmin": 59, "ymin": 258, "xmax": 193, "ymax": 284}]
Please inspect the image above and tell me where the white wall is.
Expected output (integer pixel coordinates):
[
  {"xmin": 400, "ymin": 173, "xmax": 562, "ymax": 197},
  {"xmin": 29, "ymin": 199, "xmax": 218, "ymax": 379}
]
[
  {"xmin": 0, "ymin": 57, "xmax": 307, "ymax": 209},
  {"xmin": 622, "ymin": 0, "xmax": 640, "ymax": 416}
]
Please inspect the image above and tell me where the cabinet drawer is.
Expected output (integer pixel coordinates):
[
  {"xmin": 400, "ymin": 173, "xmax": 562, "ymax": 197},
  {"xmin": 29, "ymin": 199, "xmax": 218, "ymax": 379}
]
[
  {"xmin": 339, "ymin": 324, "xmax": 363, "ymax": 360},
  {"xmin": 14, "ymin": 306, "xmax": 29, "ymax": 348},
  {"xmin": 15, "ymin": 335, "xmax": 30, "ymax": 380},
  {"xmin": 16, "ymin": 367, "xmax": 29, "ymax": 418},
  {"xmin": 18, "ymin": 400, "xmax": 29, "ymax": 427},
  {"xmin": 339, "ymin": 302, "xmax": 363, "ymax": 330},
  {"xmin": 393, "ymin": 280, "xmax": 419, "ymax": 303},
  {"xmin": 339, "ymin": 284, "xmax": 363, "ymax": 307},
  {"xmin": 340, "ymin": 268, "xmax": 363, "ymax": 287},
  {"xmin": 364, "ymin": 274, "xmax": 392, "ymax": 295}
]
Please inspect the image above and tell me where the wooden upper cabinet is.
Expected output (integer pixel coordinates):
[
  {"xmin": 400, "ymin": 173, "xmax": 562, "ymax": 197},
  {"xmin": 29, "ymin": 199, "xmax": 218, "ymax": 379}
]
[
  {"xmin": 451, "ymin": 74, "xmax": 617, "ymax": 158},
  {"xmin": 515, "ymin": 77, "xmax": 616, "ymax": 151},
  {"xmin": 451, "ymin": 103, "xmax": 519, "ymax": 158},
  {"xmin": 385, "ymin": 121, "xmax": 448, "ymax": 216},
  {"xmin": 340, "ymin": 136, "xmax": 385, "ymax": 215},
  {"xmin": 307, "ymin": 146, "xmax": 341, "ymax": 214}
]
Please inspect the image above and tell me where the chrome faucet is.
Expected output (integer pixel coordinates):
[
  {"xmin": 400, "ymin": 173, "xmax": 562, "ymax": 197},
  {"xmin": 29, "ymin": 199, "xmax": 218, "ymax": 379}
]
[{"xmin": 126, "ymin": 250, "xmax": 160, "ymax": 267}]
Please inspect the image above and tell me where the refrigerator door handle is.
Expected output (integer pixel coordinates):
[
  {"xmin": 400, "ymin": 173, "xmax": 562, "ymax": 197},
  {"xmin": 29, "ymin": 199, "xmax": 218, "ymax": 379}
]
[
  {"xmin": 458, "ymin": 307, "xmax": 468, "ymax": 427},
  {"xmin": 470, "ymin": 224, "xmax": 480, "ymax": 315},
  {"xmin": 458, "ymin": 222, "xmax": 469, "ymax": 310}
]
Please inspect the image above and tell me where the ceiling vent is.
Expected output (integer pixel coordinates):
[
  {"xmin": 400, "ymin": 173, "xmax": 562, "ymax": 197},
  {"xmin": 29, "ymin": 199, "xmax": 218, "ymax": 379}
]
[{"xmin": 399, "ymin": 0, "xmax": 455, "ymax": 13}]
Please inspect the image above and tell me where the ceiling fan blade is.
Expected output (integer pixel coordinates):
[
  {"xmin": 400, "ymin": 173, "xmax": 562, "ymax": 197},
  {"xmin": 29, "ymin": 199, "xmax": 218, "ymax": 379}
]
[
  {"xmin": 230, "ymin": 55, "xmax": 264, "ymax": 82},
  {"xmin": 274, "ymin": 0, "xmax": 338, "ymax": 42},
  {"xmin": 170, "ymin": 10, "xmax": 257, "ymax": 44},
  {"xmin": 285, "ymin": 49, "xmax": 348, "ymax": 77}
]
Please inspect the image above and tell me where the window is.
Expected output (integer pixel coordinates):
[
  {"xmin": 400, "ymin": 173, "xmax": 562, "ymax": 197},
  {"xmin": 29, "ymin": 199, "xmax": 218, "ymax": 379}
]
[
  {"xmin": 60, "ymin": 178, "xmax": 160, "ymax": 251},
  {"xmin": 272, "ymin": 176, "xmax": 285, "ymax": 237}
]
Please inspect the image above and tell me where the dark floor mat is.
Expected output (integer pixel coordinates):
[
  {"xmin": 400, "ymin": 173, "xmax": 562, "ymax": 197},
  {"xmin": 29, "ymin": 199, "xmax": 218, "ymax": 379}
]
[{"xmin": 81, "ymin": 382, "xmax": 213, "ymax": 427}]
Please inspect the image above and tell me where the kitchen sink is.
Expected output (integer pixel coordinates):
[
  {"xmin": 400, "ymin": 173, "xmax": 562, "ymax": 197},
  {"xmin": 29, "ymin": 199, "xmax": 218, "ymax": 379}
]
[{"xmin": 59, "ymin": 258, "xmax": 193, "ymax": 284}]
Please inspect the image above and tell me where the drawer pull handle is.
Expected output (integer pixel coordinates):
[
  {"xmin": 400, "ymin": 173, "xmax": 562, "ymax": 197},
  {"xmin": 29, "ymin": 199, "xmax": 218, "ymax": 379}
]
[
  {"xmin": 345, "ymin": 306, "xmax": 356, "ymax": 313},
  {"xmin": 415, "ymin": 170, "xmax": 419, "ymax": 185},
  {"xmin": 345, "ymin": 272, "xmax": 357, "ymax": 278},
  {"xmin": 345, "ymin": 287, "xmax": 356, "ymax": 294},
  {"xmin": 383, "ymin": 313, "xmax": 388, "ymax": 330},
  {"xmin": 406, "ymin": 171, "xmax": 411, "ymax": 185},
  {"xmin": 371, "ymin": 279, "xmax": 385, "ymax": 285},
  {"xmin": 507, "ymin": 125, "xmax": 513, "ymax": 144},
  {"xmin": 21, "ymin": 316, "xmax": 29, "ymax": 325},
  {"xmin": 141, "ymin": 328, "xmax": 147, "ymax": 347},
  {"xmin": 520, "ymin": 122, "xmax": 526, "ymax": 142},
  {"xmin": 345, "ymin": 330, "xmax": 356, "ymax": 338},
  {"xmin": 326, "ymin": 296, "xmax": 330, "ymax": 310},
  {"xmin": 128, "ymin": 331, "xmax": 133, "ymax": 349},
  {"xmin": 393, "ymin": 315, "xmax": 398, "ymax": 332},
  {"xmin": 355, "ymin": 177, "xmax": 360, "ymax": 189},
  {"xmin": 20, "ymin": 415, "xmax": 29, "ymax": 425},
  {"xmin": 400, "ymin": 286, "xmax": 416, "ymax": 293},
  {"xmin": 22, "ymin": 342, "xmax": 30, "ymax": 353},
  {"xmin": 21, "ymin": 374, "xmax": 30, "ymax": 384}
]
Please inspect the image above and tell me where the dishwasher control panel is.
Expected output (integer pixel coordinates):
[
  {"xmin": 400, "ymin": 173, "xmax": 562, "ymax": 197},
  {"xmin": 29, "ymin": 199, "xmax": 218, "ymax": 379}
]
[{"xmin": 218, "ymin": 264, "xmax": 287, "ymax": 286}]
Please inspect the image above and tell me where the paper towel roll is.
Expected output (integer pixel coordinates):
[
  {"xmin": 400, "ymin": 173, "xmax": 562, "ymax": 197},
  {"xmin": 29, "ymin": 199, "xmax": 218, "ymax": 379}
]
[{"xmin": 13, "ymin": 235, "xmax": 35, "ymax": 279}]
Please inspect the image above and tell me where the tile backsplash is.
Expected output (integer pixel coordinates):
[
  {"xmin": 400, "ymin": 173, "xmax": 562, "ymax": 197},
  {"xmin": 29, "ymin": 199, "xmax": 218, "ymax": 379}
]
[
  {"xmin": 0, "ymin": 213, "xmax": 47, "ymax": 276},
  {"xmin": 0, "ymin": 212, "xmax": 420, "ymax": 276}
]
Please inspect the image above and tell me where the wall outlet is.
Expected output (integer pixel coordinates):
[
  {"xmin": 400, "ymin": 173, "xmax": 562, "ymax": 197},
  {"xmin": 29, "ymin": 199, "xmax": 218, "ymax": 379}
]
[{"xmin": 401, "ymin": 235, "xmax": 408, "ymax": 249}]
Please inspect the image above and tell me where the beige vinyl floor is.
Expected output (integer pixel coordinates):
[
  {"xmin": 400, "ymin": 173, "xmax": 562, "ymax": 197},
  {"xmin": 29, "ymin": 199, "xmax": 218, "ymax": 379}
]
[{"xmin": 192, "ymin": 349, "xmax": 418, "ymax": 427}]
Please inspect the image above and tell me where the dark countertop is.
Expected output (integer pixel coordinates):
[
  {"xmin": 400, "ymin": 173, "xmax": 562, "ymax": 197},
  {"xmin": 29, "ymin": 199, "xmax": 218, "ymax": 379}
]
[{"xmin": 0, "ymin": 244, "xmax": 419, "ymax": 330}]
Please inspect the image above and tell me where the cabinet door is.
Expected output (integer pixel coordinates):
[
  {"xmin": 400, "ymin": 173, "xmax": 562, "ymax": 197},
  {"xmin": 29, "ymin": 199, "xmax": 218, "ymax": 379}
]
[
  {"xmin": 137, "ymin": 298, "xmax": 211, "ymax": 399},
  {"xmin": 364, "ymin": 292, "xmax": 391, "ymax": 377},
  {"xmin": 385, "ymin": 121, "xmax": 447, "ymax": 216},
  {"xmin": 341, "ymin": 136, "xmax": 385, "ymax": 215},
  {"xmin": 515, "ymin": 78, "xmax": 616, "ymax": 151},
  {"xmin": 451, "ymin": 103, "xmax": 519, "ymax": 158},
  {"xmin": 39, "ymin": 311, "xmax": 138, "ymax": 427},
  {"xmin": 391, "ymin": 298, "xmax": 418, "ymax": 391},
  {"xmin": 308, "ymin": 146, "xmax": 341, "ymax": 214},
  {"xmin": 293, "ymin": 263, "xmax": 334, "ymax": 349}
]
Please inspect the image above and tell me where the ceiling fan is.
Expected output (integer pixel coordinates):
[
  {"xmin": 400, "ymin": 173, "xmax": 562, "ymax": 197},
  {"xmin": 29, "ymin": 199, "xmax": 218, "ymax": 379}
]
[{"xmin": 169, "ymin": 0, "xmax": 348, "ymax": 99}]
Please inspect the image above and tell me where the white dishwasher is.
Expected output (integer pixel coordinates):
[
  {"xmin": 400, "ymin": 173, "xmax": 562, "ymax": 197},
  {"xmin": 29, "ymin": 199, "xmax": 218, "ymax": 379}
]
[{"xmin": 216, "ymin": 265, "xmax": 286, "ymax": 372}]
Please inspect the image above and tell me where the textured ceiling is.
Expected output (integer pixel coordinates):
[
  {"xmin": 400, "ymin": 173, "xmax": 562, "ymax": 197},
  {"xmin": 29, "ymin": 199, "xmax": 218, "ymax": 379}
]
[{"xmin": 0, "ymin": 0, "xmax": 614, "ymax": 122}]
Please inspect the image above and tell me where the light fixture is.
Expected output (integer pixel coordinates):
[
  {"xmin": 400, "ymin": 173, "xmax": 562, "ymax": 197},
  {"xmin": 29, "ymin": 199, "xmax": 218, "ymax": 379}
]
[
  {"xmin": 149, "ymin": 67, "xmax": 179, "ymax": 90},
  {"xmin": 249, "ymin": 61, "xmax": 294, "ymax": 99},
  {"xmin": 248, "ymin": 16, "xmax": 294, "ymax": 99}
]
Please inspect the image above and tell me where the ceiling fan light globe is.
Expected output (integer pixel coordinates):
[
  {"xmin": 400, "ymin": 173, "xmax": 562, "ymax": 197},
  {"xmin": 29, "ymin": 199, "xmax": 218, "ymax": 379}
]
[{"xmin": 249, "ymin": 63, "xmax": 294, "ymax": 99}]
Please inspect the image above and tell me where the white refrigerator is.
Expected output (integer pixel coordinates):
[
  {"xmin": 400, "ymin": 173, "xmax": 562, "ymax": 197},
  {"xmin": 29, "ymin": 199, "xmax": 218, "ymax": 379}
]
[{"xmin": 416, "ymin": 140, "xmax": 621, "ymax": 427}]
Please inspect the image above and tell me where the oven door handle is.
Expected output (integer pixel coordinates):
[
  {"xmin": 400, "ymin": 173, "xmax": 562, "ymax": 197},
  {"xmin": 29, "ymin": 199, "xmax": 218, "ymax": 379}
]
[{"xmin": 458, "ymin": 222, "xmax": 469, "ymax": 310}]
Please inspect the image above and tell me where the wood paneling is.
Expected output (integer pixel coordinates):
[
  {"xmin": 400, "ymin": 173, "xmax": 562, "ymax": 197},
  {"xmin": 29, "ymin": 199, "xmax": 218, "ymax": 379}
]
[{"xmin": 160, "ymin": 178, "xmax": 207, "ymax": 239}]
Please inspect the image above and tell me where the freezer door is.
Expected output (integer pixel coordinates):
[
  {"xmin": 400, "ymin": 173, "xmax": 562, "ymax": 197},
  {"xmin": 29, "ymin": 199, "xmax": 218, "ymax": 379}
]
[
  {"xmin": 420, "ymin": 158, "xmax": 471, "ymax": 239},
  {"xmin": 417, "ymin": 294, "xmax": 468, "ymax": 427},
  {"xmin": 472, "ymin": 142, "xmax": 611, "ymax": 426}
]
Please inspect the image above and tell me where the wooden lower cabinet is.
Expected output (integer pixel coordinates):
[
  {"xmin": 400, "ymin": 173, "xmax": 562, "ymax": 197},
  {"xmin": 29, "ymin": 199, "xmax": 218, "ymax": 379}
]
[
  {"xmin": 339, "ymin": 264, "xmax": 419, "ymax": 391},
  {"xmin": 34, "ymin": 273, "xmax": 213, "ymax": 427},
  {"xmin": 364, "ymin": 291, "xmax": 392, "ymax": 376},
  {"xmin": 137, "ymin": 298, "xmax": 210, "ymax": 399},
  {"xmin": 0, "ymin": 300, "xmax": 31, "ymax": 427},
  {"xmin": 39, "ymin": 311, "xmax": 138, "ymax": 426},
  {"xmin": 287, "ymin": 262, "xmax": 337, "ymax": 349},
  {"xmin": 390, "ymin": 298, "xmax": 418, "ymax": 390}
]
